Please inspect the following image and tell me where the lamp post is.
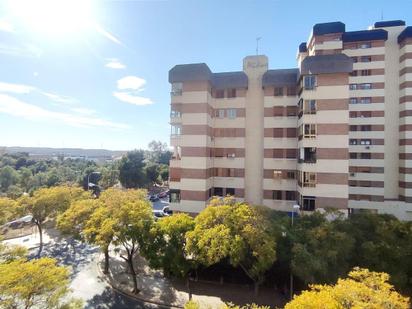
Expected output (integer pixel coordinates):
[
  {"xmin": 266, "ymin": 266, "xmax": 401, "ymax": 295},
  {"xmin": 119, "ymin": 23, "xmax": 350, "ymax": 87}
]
[
  {"xmin": 290, "ymin": 204, "xmax": 300, "ymax": 300},
  {"xmin": 87, "ymin": 171, "xmax": 101, "ymax": 191}
]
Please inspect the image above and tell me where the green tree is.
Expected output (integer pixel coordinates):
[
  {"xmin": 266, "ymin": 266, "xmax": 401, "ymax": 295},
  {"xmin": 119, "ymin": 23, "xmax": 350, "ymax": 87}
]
[
  {"xmin": 0, "ymin": 166, "xmax": 19, "ymax": 191},
  {"xmin": 285, "ymin": 267, "xmax": 410, "ymax": 309},
  {"xmin": 19, "ymin": 167, "xmax": 33, "ymax": 192},
  {"xmin": 290, "ymin": 213, "xmax": 354, "ymax": 285},
  {"xmin": 0, "ymin": 197, "xmax": 20, "ymax": 225},
  {"xmin": 119, "ymin": 150, "xmax": 147, "ymax": 188},
  {"xmin": 112, "ymin": 197, "xmax": 153, "ymax": 293},
  {"xmin": 0, "ymin": 257, "xmax": 82, "ymax": 309},
  {"xmin": 186, "ymin": 197, "xmax": 277, "ymax": 295},
  {"xmin": 26, "ymin": 186, "xmax": 88, "ymax": 255},
  {"xmin": 146, "ymin": 140, "xmax": 172, "ymax": 165},
  {"xmin": 145, "ymin": 163, "xmax": 160, "ymax": 184},
  {"xmin": 144, "ymin": 213, "xmax": 195, "ymax": 297},
  {"xmin": 99, "ymin": 165, "xmax": 120, "ymax": 189}
]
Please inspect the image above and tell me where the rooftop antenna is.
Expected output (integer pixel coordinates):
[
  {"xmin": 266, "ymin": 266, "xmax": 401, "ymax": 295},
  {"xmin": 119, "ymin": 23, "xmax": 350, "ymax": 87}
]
[
  {"xmin": 381, "ymin": 9, "xmax": 384, "ymax": 21},
  {"xmin": 256, "ymin": 37, "xmax": 261, "ymax": 55}
]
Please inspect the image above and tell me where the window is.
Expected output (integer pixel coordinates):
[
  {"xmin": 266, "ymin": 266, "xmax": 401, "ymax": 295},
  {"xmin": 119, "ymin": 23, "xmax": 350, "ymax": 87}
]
[
  {"xmin": 361, "ymin": 69, "xmax": 371, "ymax": 76},
  {"xmin": 286, "ymin": 149, "xmax": 297, "ymax": 159},
  {"xmin": 303, "ymin": 124, "xmax": 316, "ymax": 138},
  {"xmin": 360, "ymin": 153, "xmax": 371, "ymax": 159},
  {"xmin": 285, "ymin": 191, "xmax": 296, "ymax": 201},
  {"xmin": 359, "ymin": 111, "xmax": 371, "ymax": 118},
  {"xmin": 170, "ymin": 109, "xmax": 181, "ymax": 118},
  {"xmin": 226, "ymin": 188, "xmax": 235, "ymax": 196},
  {"xmin": 274, "ymin": 87, "xmax": 284, "ymax": 96},
  {"xmin": 360, "ymin": 56, "xmax": 372, "ymax": 62},
  {"xmin": 360, "ymin": 139, "xmax": 371, "ymax": 145},
  {"xmin": 227, "ymin": 109, "xmax": 237, "ymax": 119},
  {"xmin": 273, "ymin": 170, "xmax": 282, "ymax": 179},
  {"xmin": 228, "ymin": 168, "xmax": 235, "ymax": 177},
  {"xmin": 350, "ymin": 153, "xmax": 357, "ymax": 159},
  {"xmin": 361, "ymin": 125, "xmax": 371, "ymax": 131},
  {"xmin": 287, "ymin": 171, "xmax": 296, "ymax": 179},
  {"xmin": 302, "ymin": 196, "xmax": 315, "ymax": 211},
  {"xmin": 350, "ymin": 98, "xmax": 358, "ymax": 104},
  {"xmin": 217, "ymin": 109, "xmax": 225, "ymax": 118},
  {"xmin": 213, "ymin": 187, "xmax": 223, "ymax": 196},
  {"xmin": 227, "ymin": 89, "xmax": 236, "ymax": 98},
  {"xmin": 350, "ymin": 125, "xmax": 358, "ymax": 131},
  {"xmin": 359, "ymin": 42, "xmax": 371, "ymax": 49},
  {"xmin": 304, "ymin": 75, "xmax": 316, "ymax": 90},
  {"xmin": 170, "ymin": 190, "xmax": 181, "ymax": 203},
  {"xmin": 349, "ymin": 70, "xmax": 358, "ymax": 76},
  {"xmin": 287, "ymin": 86, "xmax": 296, "ymax": 96},
  {"xmin": 302, "ymin": 172, "xmax": 316, "ymax": 187},
  {"xmin": 360, "ymin": 97, "xmax": 371, "ymax": 104},
  {"xmin": 171, "ymin": 83, "xmax": 183, "ymax": 96},
  {"xmin": 272, "ymin": 190, "xmax": 282, "ymax": 200},
  {"xmin": 359, "ymin": 83, "xmax": 372, "ymax": 90},
  {"xmin": 171, "ymin": 125, "xmax": 181, "ymax": 135},
  {"xmin": 302, "ymin": 147, "xmax": 317, "ymax": 163},
  {"xmin": 304, "ymin": 100, "xmax": 316, "ymax": 114},
  {"xmin": 215, "ymin": 89, "xmax": 224, "ymax": 98},
  {"xmin": 349, "ymin": 139, "xmax": 358, "ymax": 145},
  {"xmin": 349, "ymin": 84, "xmax": 357, "ymax": 90},
  {"xmin": 351, "ymin": 57, "xmax": 358, "ymax": 63}
]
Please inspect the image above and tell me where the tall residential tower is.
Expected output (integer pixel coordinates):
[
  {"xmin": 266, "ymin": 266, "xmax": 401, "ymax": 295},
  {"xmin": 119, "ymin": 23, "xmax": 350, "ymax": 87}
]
[{"xmin": 168, "ymin": 20, "xmax": 412, "ymax": 220}]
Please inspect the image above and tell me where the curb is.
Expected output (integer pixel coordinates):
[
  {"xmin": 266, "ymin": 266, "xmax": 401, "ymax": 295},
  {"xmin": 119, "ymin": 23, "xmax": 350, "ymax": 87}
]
[{"xmin": 96, "ymin": 254, "xmax": 184, "ymax": 309}]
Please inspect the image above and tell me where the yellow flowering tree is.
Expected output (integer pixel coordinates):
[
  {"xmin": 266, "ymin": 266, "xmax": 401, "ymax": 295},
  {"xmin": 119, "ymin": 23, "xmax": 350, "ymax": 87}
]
[{"xmin": 285, "ymin": 267, "xmax": 410, "ymax": 309}]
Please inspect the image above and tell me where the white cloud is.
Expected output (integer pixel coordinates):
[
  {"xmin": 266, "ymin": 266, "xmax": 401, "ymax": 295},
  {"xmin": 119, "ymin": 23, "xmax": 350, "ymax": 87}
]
[
  {"xmin": 113, "ymin": 91, "xmax": 153, "ymax": 106},
  {"xmin": 0, "ymin": 19, "xmax": 14, "ymax": 32},
  {"xmin": 116, "ymin": 76, "xmax": 146, "ymax": 90},
  {"xmin": 105, "ymin": 58, "xmax": 126, "ymax": 69},
  {"xmin": 40, "ymin": 91, "xmax": 77, "ymax": 105},
  {"xmin": 0, "ymin": 93, "xmax": 129, "ymax": 130},
  {"xmin": 0, "ymin": 81, "xmax": 34, "ymax": 94}
]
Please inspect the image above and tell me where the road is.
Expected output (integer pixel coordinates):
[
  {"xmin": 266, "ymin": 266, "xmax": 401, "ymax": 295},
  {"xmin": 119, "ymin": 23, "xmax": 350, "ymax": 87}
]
[{"xmin": 4, "ymin": 231, "xmax": 160, "ymax": 309}]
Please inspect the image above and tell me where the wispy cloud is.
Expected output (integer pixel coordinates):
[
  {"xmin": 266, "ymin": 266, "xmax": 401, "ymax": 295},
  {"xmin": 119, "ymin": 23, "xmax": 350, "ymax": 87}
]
[
  {"xmin": 0, "ymin": 93, "xmax": 129, "ymax": 130},
  {"xmin": 0, "ymin": 81, "xmax": 34, "ymax": 94},
  {"xmin": 113, "ymin": 76, "xmax": 153, "ymax": 106},
  {"xmin": 0, "ymin": 19, "xmax": 14, "ymax": 33},
  {"xmin": 105, "ymin": 58, "xmax": 126, "ymax": 69},
  {"xmin": 113, "ymin": 92, "xmax": 153, "ymax": 106},
  {"xmin": 94, "ymin": 24, "xmax": 123, "ymax": 45},
  {"xmin": 0, "ymin": 81, "xmax": 76, "ymax": 105},
  {"xmin": 70, "ymin": 107, "xmax": 96, "ymax": 115}
]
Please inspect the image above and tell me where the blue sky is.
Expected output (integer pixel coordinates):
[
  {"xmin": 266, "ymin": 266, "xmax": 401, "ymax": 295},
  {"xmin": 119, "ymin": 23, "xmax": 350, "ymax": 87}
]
[{"xmin": 0, "ymin": 0, "xmax": 411, "ymax": 150}]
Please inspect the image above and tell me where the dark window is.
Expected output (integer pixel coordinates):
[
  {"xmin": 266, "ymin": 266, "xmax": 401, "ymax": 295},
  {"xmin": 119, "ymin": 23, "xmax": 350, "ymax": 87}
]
[
  {"xmin": 213, "ymin": 187, "xmax": 224, "ymax": 196},
  {"xmin": 226, "ymin": 188, "xmax": 235, "ymax": 196},
  {"xmin": 360, "ymin": 153, "xmax": 371, "ymax": 159},
  {"xmin": 360, "ymin": 56, "xmax": 372, "ymax": 63},
  {"xmin": 215, "ymin": 90, "xmax": 224, "ymax": 98},
  {"xmin": 274, "ymin": 87, "xmax": 283, "ymax": 96},
  {"xmin": 361, "ymin": 69, "xmax": 371, "ymax": 76},
  {"xmin": 349, "ymin": 84, "xmax": 357, "ymax": 90},
  {"xmin": 285, "ymin": 191, "xmax": 295, "ymax": 201},
  {"xmin": 303, "ymin": 147, "xmax": 317, "ymax": 163},
  {"xmin": 227, "ymin": 89, "xmax": 236, "ymax": 98},
  {"xmin": 359, "ymin": 83, "xmax": 372, "ymax": 90},
  {"xmin": 349, "ymin": 70, "xmax": 358, "ymax": 76},
  {"xmin": 350, "ymin": 98, "xmax": 358, "ymax": 104},
  {"xmin": 273, "ymin": 190, "xmax": 282, "ymax": 200},
  {"xmin": 359, "ymin": 42, "xmax": 371, "ymax": 49},
  {"xmin": 170, "ymin": 190, "xmax": 181, "ymax": 203},
  {"xmin": 287, "ymin": 171, "xmax": 296, "ymax": 179},
  {"xmin": 360, "ymin": 97, "xmax": 371, "ymax": 104},
  {"xmin": 302, "ymin": 197, "xmax": 315, "ymax": 211},
  {"xmin": 350, "ymin": 153, "xmax": 357, "ymax": 159},
  {"xmin": 351, "ymin": 57, "xmax": 358, "ymax": 63},
  {"xmin": 286, "ymin": 128, "xmax": 297, "ymax": 138},
  {"xmin": 361, "ymin": 125, "xmax": 371, "ymax": 131},
  {"xmin": 286, "ymin": 149, "xmax": 297, "ymax": 159},
  {"xmin": 350, "ymin": 125, "xmax": 358, "ymax": 131},
  {"xmin": 287, "ymin": 86, "xmax": 296, "ymax": 96},
  {"xmin": 349, "ymin": 139, "xmax": 358, "ymax": 145}
]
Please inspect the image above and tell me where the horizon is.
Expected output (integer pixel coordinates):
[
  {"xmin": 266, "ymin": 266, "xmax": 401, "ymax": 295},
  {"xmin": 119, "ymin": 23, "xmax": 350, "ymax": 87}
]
[{"xmin": 0, "ymin": 0, "xmax": 411, "ymax": 150}]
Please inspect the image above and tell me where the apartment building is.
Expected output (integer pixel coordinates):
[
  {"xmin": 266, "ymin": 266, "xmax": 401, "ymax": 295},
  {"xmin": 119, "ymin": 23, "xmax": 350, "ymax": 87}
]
[{"xmin": 168, "ymin": 20, "xmax": 412, "ymax": 220}]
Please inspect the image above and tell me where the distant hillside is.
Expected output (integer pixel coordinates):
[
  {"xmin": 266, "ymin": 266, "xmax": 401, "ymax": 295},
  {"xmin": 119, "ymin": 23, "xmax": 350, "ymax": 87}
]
[{"xmin": 1, "ymin": 146, "xmax": 127, "ymax": 160}]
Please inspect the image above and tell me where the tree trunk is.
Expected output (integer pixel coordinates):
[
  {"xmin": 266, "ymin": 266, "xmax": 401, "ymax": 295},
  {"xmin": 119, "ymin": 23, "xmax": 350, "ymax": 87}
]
[
  {"xmin": 186, "ymin": 276, "xmax": 192, "ymax": 300},
  {"xmin": 254, "ymin": 281, "xmax": 260, "ymax": 297},
  {"xmin": 127, "ymin": 257, "xmax": 139, "ymax": 294},
  {"xmin": 36, "ymin": 222, "xmax": 43, "ymax": 257},
  {"xmin": 103, "ymin": 247, "xmax": 110, "ymax": 274}
]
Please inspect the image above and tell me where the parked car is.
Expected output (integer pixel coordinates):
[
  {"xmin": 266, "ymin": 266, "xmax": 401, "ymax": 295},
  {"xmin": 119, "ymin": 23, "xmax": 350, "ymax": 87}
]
[
  {"xmin": 162, "ymin": 206, "xmax": 173, "ymax": 215},
  {"xmin": 149, "ymin": 194, "xmax": 159, "ymax": 202},
  {"xmin": 152, "ymin": 209, "xmax": 169, "ymax": 218}
]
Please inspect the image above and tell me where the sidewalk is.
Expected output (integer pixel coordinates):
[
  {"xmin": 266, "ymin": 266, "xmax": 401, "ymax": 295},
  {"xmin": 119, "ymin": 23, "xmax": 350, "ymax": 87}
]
[{"xmin": 100, "ymin": 251, "xmax": 287, "ymax": 308}]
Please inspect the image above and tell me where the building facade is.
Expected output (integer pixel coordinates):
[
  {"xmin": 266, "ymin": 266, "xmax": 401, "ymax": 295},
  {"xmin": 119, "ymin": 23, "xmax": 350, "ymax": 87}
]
[{"xmin": 168, "ymin": 20, "xmax": 412, "ymax": 220}]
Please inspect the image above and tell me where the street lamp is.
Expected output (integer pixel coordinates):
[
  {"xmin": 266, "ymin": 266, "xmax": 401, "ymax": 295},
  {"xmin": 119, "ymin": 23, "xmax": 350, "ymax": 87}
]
[
  {"xmin": 290, "ymin": 204, "xmax": 300, "ymax": 300},
  {"xmin": 87, "ymin": 171, "xmax": 101, "ymax": 191}
]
